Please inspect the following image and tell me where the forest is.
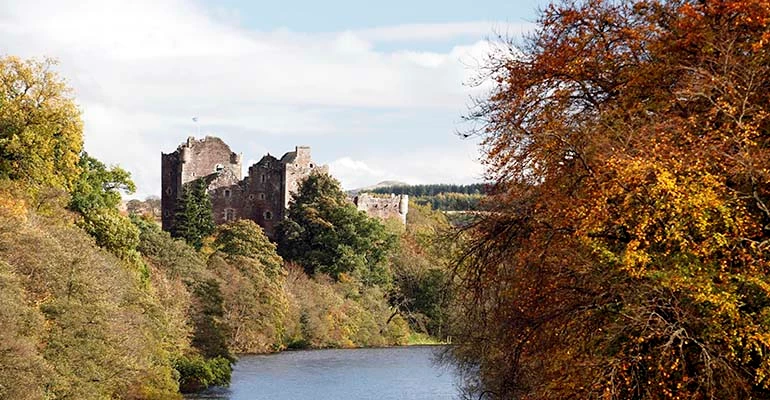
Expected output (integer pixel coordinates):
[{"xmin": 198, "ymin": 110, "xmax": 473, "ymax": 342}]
[
  {"xmin": 0, "ymin": 57, "xmax": 453, "ymax": 399},
  {"xmin": 364, "ymin": 183, "xmax": 486, "ymax": 211}
]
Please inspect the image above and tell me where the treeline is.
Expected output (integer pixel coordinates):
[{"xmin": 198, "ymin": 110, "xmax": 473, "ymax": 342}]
[
  {"xmin": 0, "ymin": 56, "xmax": 453, "ymax": 399},
  {"xmin": 364, "ymin": 184, "xmax": 486, "ymax": 211},
  {"xmin": 413, "ymin": 193, "xmax": 483, "ymax": 212},
  {"xmin": 367, "ymin": 183, "xmax": 486, "ymax": 196}
]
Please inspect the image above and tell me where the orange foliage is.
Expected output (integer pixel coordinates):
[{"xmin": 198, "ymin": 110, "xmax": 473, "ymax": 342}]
[{"xmin": 453, "ymin": 0, "xmax": 770, "ymax": 398}]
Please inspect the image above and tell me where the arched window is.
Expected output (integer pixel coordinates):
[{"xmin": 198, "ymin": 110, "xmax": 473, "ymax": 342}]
[
  {"xmin": 261, "ymin": 174, "xmax": 267, "ymax": 183},
  {"xmin": 224, "ymin": 189, "xmax": 231, "ymax": 198},
  {"xmin": 264, "ymin": 210, "xmax": 273, "ymax": 220},
  {"xmin": 259, "ymin": 193, "xmax": 266, "ymax": 200},
  {"xmin": 225, "ymin": 209, "xmax": 235, "ymax": 221}
]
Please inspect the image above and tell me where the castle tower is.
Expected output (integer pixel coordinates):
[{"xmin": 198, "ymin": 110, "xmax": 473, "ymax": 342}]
[{"xmin": 161, "ymin": 136, "xmax": 242, "ymax": 231}]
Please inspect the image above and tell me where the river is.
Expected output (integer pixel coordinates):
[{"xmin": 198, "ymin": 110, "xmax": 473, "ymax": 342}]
[{"xmin": 185, "ymin": 346, "xmax": 462, "ymax": 400}]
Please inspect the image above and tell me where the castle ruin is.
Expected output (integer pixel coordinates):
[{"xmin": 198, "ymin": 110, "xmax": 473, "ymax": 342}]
[{"xmin": 161, "ymin": 136, "xmax": 408, "ymax": 237}]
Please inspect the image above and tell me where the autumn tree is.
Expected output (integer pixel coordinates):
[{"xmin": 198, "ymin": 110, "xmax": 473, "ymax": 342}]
[
  {"xmin": 0, "ymin": 57, "xmax": 82, "ymax": 190},
  {"xmin": 452, "ymin": 0, "xmax": 770, "ymax": 399}
]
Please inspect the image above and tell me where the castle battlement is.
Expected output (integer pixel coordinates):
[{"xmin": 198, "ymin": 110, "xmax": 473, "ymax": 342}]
[{"xmin": 161, "ymin": 136, "xmax": 403, "ymax": 238}]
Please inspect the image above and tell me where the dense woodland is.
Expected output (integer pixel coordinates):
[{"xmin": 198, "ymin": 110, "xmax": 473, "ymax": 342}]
[
  {"xmin": 364, "ymin": 184, "xmax": 486, "ymax": 211},
  {"xmin": 452, "ymin": 0, "xmax": 770, "ymax": 399},
  {"xmin": 0, "ymin": 56, "xmax": 453, "ymax": 399}
]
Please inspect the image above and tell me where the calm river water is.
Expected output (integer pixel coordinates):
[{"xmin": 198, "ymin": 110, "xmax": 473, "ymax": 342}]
[{"xmin": 185, "ymin": 346, "xmax": 462, "ymax": 400}]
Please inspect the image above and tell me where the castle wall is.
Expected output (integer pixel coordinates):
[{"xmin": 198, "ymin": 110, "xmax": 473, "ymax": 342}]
[
  {"xmin": 353, "ymin": 193, "xmax": 409, "ymax": 225},
  {"xmin": 244, "ymin": 155, "xmax": 285, "ymax": 237},
  {"xmin": 162, "ymin": 136, "xmax": 405, "ymax": 239},
  {"xmin": 160, "ymin": 152, "xmax": 182, "ymax": 230},
  {"xmin": 282, "ymin": 146, "xmax": 329, "ymax": 210},
  {"xmin": 161, "ymin": 136, "xmax": 242, "ymax": 232}
]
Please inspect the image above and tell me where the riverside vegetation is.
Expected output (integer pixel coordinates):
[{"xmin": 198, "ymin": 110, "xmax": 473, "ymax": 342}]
[
  {"xmin": 0, "ymin": 56, "xmax": 454, "ymax": 399},
  {"xmin": 450, "ymin": 0, "xmax": 770, "ymax": 399}
]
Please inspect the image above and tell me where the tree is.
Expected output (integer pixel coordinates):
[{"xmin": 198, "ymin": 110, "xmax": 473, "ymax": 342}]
[
  {"xmin": 0, "ymin": 57, "xmax": 83, "ymax": 190},
  {"xmin": 69, "ymin": 152, "xmax": 134, "ymax": 212},
  {"xmin": 209, "ymin": 220, "xmax": 288, "ymax": 352},
  {"xmin": 276, "ymin": 173, "xmax": 396, "ymax": 286},
  {"xmin": 452, "ymin": 0, "xmax": 770, "ymax": 399},
  {"xmin": 172, "ymin": 179, "xmax": 214, "ymax": 250},
  {"xmin": 68, "ymin": 152, "xmax": 140, "ymax": 259}
]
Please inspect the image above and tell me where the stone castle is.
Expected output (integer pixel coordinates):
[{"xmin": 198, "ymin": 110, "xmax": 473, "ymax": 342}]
[{"xmin": 161, "ymin": 136, "xmax": 408, "ymax": 237}]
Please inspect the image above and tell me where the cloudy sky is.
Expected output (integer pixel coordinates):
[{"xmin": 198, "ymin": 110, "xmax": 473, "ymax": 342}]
[{"xmin": 0, "ymin": 0, "xmax": 547, "ymax": 197}]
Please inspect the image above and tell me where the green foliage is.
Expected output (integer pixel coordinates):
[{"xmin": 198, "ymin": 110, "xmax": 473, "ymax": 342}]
[
  {"xmin": 209, "ymin": 220, "xmax": 289, "ymax": 353},
  {"xmin": 173, "ymin": 355, "xmax": 231, "ymax": 393},
  {"xmin": 213, "ymin": 219, "xmax": 283, "ymax": 276},
  {"xmin": 0, "ymin": 206, "xmax": 183, "ymax": 399},
  {"xmin": 172, "ymin": 178, "xmax": 214, "ymax": 250},
  {"xmin": 78, "ymin": 207, "xmax": 141, "ymax": 260},
  {"xmin": 365, "ymin": 183, "xmax": 485, "ymax": 197},
  {"xmin": 283, "ymin": 265, "xmax": 410, "ymax": 348},
  {"xmin": 0, "ymin": 57, "xmax": 83, "ymax": 190},
  {"xmin": 69, "ymin": 152, "xmax": 135, "ymax": 212},
  {"xmin": 133, "ymin": 215, "xmax": 232, "ymax": 362},
  {"xmin": 389, "ymin": 202, "xmax": 453, "ymax": 338},
  {"xmin": 68, "ymin": 151, "xmax": 140, "ymax": 261},
  {"xmin": 277, "ymin": 173, "xmax": 397, "ymax": 285}
]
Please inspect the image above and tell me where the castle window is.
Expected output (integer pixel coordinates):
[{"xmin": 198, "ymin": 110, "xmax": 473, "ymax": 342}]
[
  {"xmin": 224, "ymin": 189, "xmax": 231, "ymax": 198},
  {"xmin": 248, "ymin": 194, "xmax": 255, "ymax": 200},
  {"xmin": 309, "ymin": 163, "xmax": 314, "ymax": 168},
  {"xmin": 261, "ymin": 174, "xmax": 266, "ymax": 183},
  {"xmin": 215, "ymin": 164, "xmax": 224, "ymax": 173},
  {"xmin": 165, "ymin": 186, "xmax": 173, "ymax": 195},
  {"xmin": 259, "ymin": 193, "xmax": 265, "ymax": 200},
  {"xmin": 264, "ymin": 210, "xmax": 273, "ymax": 220},
  {"xmin": 225, "ymin": 209, "xmax": 235, "ymax": 221}
]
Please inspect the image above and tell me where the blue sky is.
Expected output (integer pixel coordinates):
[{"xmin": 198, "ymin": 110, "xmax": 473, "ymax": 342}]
[
  {"xmin": 0, "ymin": 0, "xmax": 549, "ymax": 197},
  {"xmin": 204, "ymin": 0, "xmax": 546, "ymax": 31}
]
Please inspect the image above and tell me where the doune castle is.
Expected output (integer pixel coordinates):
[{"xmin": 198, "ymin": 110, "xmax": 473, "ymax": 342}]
[{"xmin": 161, "ymin": 136, "xmax": 407, "ymax": 237}]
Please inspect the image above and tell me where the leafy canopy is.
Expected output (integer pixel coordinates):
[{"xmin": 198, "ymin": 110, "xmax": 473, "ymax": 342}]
[
  {"xmin": 172, "ymin": 179, "xmax": 214, "ymax": 250},
  {"xmin": 0, "ymin": 57, "xmax": 83, "ymax": 190},
  {"xmin": 452, "ymin": 0, "xmax": 770, "ymax": 399},
  {"xmin": 276, "ymin": 173, "xmax": 396, "ymax": 285}
]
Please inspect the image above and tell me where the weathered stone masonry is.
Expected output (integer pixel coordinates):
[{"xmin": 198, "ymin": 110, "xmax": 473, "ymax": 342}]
[{"xmin": 161, "ymin": 136, "xmax": 408, "ymax": 238}]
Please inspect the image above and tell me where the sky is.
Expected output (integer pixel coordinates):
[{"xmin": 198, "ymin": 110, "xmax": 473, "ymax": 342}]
[{"xmin": 0, "ymin": 0, "xmax": 549, "ymax": 197}]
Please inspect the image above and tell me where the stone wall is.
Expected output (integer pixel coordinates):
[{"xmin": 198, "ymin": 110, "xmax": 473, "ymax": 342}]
[
  {"xmin": 162, "ymin": 136, "xmax": 406, "ymax": 239},
  {"xmin": 161, "ymin": 136, "xmax": 241, "ymax": 231},
  {"xmin": 353, "ymin": 193, "xmax": 409, "ymax": 225}
]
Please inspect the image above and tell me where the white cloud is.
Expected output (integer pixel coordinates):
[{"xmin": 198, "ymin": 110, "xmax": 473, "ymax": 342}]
[
  {"xmin": 0, "ymin": 0, "xmax": 527, "ymax": 198},
  {"xmin": 329, "ymin": 140, "xmax": 484, "ymax": 190}
]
